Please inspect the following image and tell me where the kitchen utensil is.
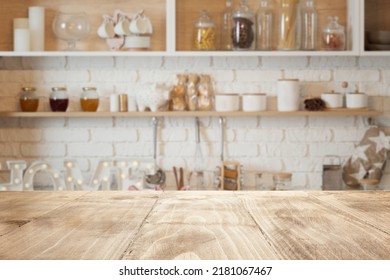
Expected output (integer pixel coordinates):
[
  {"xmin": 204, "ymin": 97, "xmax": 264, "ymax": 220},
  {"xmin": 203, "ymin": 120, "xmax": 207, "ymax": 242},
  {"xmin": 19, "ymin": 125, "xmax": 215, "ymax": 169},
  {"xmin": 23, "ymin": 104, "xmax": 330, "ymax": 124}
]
[
  {"xmin": 179, "ymin": 167, "xmax": 184, "ymax": 188},
  {"xmin": 173, "ymin": 166, "xmax": 179, "ymax": 189},
  {"xmin": 366, "ymin": 30, "xmax": 390, "ymax": 45},
  {"xmin": 192, "ymin": 117, "xmax": 204, "ymax": 189},
  {"xmin": 146, "ymin": 117, "xmax": 166, "ymax": 187}
]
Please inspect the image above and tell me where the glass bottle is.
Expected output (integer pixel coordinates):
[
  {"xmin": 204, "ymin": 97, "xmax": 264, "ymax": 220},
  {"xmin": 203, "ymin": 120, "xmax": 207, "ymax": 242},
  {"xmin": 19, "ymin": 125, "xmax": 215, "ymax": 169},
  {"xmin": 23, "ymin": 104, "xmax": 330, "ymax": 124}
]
[
  {"xmin": 80, "ymin": 87, "xmax": 99, "ymax": 112},
  {"xmin": 221, "ymin": 0, "xmax": 234, "ymax": 51},
  {"xmin": 193, "ymin": 10, "xmax": 216, "ymax": 51},
  {"xmin": 301, "ymin": 0, "xmax": 317, "ymax": 50},
  {"xmin": 50, "ymin": 87, "xmax": 69, "ymax": 112},
  {"xmin": 19, "ymin": 87, "xmax": 39, "ymax": 112},
  {"xmin": 232, "ymin": 0, "xmax": 256, "ymax": 51},
  {"xmin": 322, "ymin": 16, "xmax": 346, "ymax": 51},
  {"xmin": 256, "ymin": 0, "xmax": 274, "ymax": 50},
  {"xmin": 277, "ymin": 0, "xmax": 300, "ymax": 50}
]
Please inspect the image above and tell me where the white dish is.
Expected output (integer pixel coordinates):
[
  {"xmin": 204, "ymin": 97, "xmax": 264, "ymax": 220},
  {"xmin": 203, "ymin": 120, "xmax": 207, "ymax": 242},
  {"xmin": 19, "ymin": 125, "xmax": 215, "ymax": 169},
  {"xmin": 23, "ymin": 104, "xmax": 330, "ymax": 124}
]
[
  {"xmin": 215, "ymin": 94, "xmax": 240, "ymax": 112},
  {"xmin": 242, "ymin": 94, "xmax": 267, "ymax": 112}
]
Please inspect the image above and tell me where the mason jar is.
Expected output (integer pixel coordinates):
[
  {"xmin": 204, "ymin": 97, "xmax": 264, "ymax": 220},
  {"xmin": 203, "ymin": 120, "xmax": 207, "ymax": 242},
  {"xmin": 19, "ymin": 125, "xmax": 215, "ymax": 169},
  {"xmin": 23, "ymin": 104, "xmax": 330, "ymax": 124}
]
[
  {"xmin": 20, "ymin": 87, "xmax": 39, "ymax": 112},
  {"xmin": 50, "ymin": 87, "xmax": 69, "ymax": 112},
  {"xmin": 80, "ymin": 87, "xmax": 99, "ymax": 112}
]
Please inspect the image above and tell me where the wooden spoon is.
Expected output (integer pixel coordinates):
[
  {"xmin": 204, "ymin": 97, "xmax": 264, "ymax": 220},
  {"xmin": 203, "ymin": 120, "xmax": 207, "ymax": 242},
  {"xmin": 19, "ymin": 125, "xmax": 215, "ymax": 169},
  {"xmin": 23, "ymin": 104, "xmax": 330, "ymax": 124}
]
[{"xmin": 173, "ymin": 167, "xmax": 179, "ymax": 189}]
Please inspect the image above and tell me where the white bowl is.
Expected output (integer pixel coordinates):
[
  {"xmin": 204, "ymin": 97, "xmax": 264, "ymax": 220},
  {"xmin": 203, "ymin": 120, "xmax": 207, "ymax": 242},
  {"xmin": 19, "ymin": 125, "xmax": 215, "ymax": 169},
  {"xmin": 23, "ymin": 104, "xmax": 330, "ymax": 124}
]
[
  {"xmin": 321, "ymin": 92, "xmax": 343, "ymax": 109},
  {"xmin": 215, "ymin": 94, "xmax": 240, "ymax": 112},
  {"xmin": 242, "ymin": 94, "xmax": 267, "ymax": 112}
]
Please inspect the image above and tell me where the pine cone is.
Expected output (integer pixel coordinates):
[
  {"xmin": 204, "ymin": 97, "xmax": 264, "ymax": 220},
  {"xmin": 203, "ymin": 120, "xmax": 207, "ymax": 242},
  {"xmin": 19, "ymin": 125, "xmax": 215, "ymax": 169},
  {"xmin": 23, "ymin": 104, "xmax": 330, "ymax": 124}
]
[{"xmin": 304, "ymin": 98, "xmax": 326, "ymax": 111}]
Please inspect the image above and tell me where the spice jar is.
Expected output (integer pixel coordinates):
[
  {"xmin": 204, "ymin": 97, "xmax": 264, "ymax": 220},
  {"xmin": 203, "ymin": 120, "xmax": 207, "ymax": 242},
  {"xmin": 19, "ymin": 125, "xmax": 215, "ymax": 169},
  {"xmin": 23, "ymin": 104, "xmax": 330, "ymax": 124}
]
[
  {"xmin": 194, "ymin": 10, "xmax": 216, "ymax": 51},
  {"xmin": 50, "ymin": 87, "xmax": 69, "ymax": 112},
  {"xmin": 256, "ymin": 0, "xmax": 274, "ymax": 50},
  {"xmin": 322, "ymin": 16, "xmax": 346, "ymax": 50},
  {"xmin": 273, "ymin": 172, "xmax": 293, "ymax": 190},
  {"xmin": 277, "ymin": 0, "xmax": 299, "ymax": 50},
  {"xmin": 232, "ymin": 0, "xmax": 256, "ymax": 51},
  {"xmin": 277, "ymin": 79, "xmax": 300, "ymax": 112},
  {"xmin": 80, "ymin": 87, "xmax": 99, "ymax": 112},
  {"xmin": 20, "ymin": 87, "xmax": 39, "ymax": 112}
]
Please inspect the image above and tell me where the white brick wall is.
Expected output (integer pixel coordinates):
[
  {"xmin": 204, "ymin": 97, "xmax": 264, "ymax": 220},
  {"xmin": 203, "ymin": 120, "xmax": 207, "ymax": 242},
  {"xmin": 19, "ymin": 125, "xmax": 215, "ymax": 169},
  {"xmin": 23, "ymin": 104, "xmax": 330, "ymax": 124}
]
[{"xmin": 1, "ymin": 56, "xmax": 390, "ymax": 190}]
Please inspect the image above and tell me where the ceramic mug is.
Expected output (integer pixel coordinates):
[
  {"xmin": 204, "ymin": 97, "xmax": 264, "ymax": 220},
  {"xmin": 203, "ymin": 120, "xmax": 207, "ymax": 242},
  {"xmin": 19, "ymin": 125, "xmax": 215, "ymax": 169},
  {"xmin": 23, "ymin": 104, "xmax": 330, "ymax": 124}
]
[
  {"xmin": 97, "ymin": 20, "xmax": 115, "ymax": 38},
  {"xmin": 129, "ymin": 17, "xmax": 148, "ymax": 34},
  {"xmin": 114, "ymin": 16, "xmax": 130, "ymax": 36}
]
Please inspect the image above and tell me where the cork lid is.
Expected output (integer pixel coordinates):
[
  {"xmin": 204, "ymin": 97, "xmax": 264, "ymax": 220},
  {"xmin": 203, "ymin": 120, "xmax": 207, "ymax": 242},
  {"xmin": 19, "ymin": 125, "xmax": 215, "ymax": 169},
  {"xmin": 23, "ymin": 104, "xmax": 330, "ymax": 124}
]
[{"xmin": 359, "ymin": 179, "xmax": 379, "ymax": 187}]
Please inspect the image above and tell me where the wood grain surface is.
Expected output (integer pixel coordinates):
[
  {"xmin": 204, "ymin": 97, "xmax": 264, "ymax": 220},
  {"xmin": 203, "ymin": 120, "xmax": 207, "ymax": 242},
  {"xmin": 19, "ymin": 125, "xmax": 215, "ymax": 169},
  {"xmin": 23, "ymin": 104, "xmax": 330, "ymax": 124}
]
[{"xmin": 0, "ymin": 191, "xmax": 389, "ymax": 260}]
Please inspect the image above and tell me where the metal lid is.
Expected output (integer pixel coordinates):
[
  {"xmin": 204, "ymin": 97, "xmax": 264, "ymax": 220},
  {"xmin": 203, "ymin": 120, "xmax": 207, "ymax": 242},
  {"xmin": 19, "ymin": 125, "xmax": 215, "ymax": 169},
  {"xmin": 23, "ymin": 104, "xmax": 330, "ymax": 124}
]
[
  {"xmin": 22, "ymin": 87, "xmax": 36, "ymax": 91},
  {"xmin": 82, "ymin": 87, "xmax": 97, "ymax": 91},
  {"xmin": 52, "ymin": 87, "xmax": 67, "ymax": 91},
  {"xmin": 278, "ymin": 79, "xmax": 299, "ymax": 82}
]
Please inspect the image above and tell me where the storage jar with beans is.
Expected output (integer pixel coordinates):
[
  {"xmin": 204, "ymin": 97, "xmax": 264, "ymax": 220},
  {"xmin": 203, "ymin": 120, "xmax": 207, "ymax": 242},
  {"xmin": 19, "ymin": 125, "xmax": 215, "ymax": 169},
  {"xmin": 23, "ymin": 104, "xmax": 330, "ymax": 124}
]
[{"xmin": 232, "ymin": 0, "xmax": 256, "ymax": 51}]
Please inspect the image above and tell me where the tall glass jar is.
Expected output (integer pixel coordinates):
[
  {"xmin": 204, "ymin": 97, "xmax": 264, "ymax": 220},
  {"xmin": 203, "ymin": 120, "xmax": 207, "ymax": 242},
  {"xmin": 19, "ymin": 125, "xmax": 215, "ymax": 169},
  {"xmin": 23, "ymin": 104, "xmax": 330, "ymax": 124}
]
[
  {"xmin": 277, "ymin": 0, "xmax": 300, "ymax": 50},
  {"xmin": 301, "ymin": 0, "xmax": 317, "ymax": 50},
  {"xmin": 256, "ymin": 0, "xmax": 274, "ymax": 50},
  {"xmin": 220, "ymin": 0, "xmax": 234, "ymax": 51},
  {"xmin": 232, "ymin": 0, "xmax": 256, "ymax": 51},
  {"xmin": 50, "ymin": 87, "xmax": 69, "ymax": 112},
  {"xmin": 80, "ymin": 87, "xmax": 99, "ymax": 112},
  {"xmin": 193, "ymin": 10, "xmax": 216, "ymax": 51},
  {"xmin": 322, "ymin": 16, "xmax": 346, "ymax": 51},
  {"xmin": 20, "ymin": 87, "xmax": 39, "ymax": 112}
]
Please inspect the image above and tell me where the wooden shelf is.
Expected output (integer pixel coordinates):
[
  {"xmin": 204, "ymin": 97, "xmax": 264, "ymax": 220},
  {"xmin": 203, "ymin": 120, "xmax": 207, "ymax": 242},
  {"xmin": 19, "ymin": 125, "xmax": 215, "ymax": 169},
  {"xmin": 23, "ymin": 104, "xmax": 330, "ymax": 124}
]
[{"xmin": 0, "ymin": 109, "xmax": 382, "ymax": 118}]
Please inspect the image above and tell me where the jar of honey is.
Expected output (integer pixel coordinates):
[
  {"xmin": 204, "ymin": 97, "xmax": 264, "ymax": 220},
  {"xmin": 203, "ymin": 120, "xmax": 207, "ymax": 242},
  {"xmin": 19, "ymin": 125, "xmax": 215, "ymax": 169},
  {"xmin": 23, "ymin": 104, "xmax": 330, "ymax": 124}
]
[
  {"xmin": 80, "ymin": 87, "xmax": 99, "ymax": 112},
  {"xmin": 20, "ymin": 87, "xmax": 39, "ymax": 112},
  {"xmin": 50, "ymin": 87, "xmax": 69, "ymax": 112}
]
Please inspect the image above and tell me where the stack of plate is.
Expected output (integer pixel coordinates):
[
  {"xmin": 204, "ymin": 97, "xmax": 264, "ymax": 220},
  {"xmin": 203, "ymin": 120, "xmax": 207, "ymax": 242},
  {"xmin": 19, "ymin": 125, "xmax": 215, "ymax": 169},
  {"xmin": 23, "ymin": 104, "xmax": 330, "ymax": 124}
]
[{"xmin": 366, "ymin": 31, "xmax": 390, "ymax": 50}]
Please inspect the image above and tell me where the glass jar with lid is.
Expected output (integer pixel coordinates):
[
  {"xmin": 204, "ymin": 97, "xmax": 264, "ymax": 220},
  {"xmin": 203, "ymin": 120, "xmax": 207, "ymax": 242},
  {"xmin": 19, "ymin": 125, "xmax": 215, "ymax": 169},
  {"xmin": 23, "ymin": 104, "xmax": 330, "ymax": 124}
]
[
  {"xmin": 221, "ymin": 0, "xmax": 234, "ymax": 51},
  {"xmin": 232, "ymin": 0, "xmax": 256, "ymax": 51},
  {"xmin": 193, "ymin": 10, "xmax": 216, "ymax": 51},
  {"xmin": 50, "ymin": 87, "xmax": 69, "ymax": 112},
  {"xmin": 277, "ymin": 0, "xmax": 300, "ymax": 50},
  {"xmin": 273, "ymin": 172, "xmax": 293, "ymax": 190},
  {"xmin": 322, "ymin": 16, "xmax": 346, "ymax": 50},
  {"xmin": 256, "ymin": 0, "xmax": 274, "ymax": 50},
  {"xmin": 80, "ymin": 87, "xmax": 99, "ymax": 112},
  {"xmin": 20, "ymin": 87, "xmax": 39, "ymax": 112}
]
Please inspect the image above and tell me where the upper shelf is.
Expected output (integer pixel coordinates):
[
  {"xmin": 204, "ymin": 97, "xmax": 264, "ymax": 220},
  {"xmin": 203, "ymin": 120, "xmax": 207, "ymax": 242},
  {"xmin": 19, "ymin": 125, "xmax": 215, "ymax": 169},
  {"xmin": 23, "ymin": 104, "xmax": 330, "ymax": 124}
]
[
  {"xmin": 0, "ymin": 109, "xmax": 382, "ymax": 118},
  {"xmin": 0, "ymin": 0, "xmax": 389, "ymax": 57}
]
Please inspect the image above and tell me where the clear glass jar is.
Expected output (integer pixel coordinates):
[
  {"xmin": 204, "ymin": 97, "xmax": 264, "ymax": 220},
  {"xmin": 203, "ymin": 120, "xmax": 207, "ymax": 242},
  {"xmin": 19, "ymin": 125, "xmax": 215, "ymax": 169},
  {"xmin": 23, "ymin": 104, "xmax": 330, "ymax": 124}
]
[
  {"xmin": 273, "ymin": 172, "xmax": 293, "ymax": 190},
  {"xmin": 301, "ymin": 0, "xmax": 317, "ymax": 50},
  {"xmin": 360, "ymin": 179, "xmax": 380, "ymax": 191},
  {"xmin": 20, "ymin": 87, "xmax": 39, "ymax": 112},
  {"xmin": 322, "ymin": 16, "xmax": 346, "ymax": 50},
  {"xmin": 232, "ymin": 0, "xmax": 256, "ymax": 51},
  {"xmin": 277, "ymin": 0, "xmax": 299, "ymax": 50},
  {"xmin": 50, "ymin": 87, "xmax": 69, "ymax": 112},
  {"xmin": 256, "ymin": 0, "xmax": 274, "ymax": 50},
  {"xmin": 194, "ymin": 10, "xmax": 216, "ymax": 51},
  {"xmin": 221, "ymin": 0, "xmax": 234, "ymax": 51},
  {"xmin": 80, "ymin": 87, "xmax": 99, "ymax": 112}
]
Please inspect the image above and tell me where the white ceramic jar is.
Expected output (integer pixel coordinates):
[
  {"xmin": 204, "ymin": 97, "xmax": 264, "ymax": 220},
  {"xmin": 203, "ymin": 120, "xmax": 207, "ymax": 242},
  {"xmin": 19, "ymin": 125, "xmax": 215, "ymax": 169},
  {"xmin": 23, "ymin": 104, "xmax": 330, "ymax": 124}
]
[
  {"xmin": 242, "ymin": 93, "xmax": 267, "ymax": 112},
  {"xmin": 346, "ymin": 92, "xmax": 368, "ymax": 109},
  {"xmin": 321, "ymin": 91, "xmax": 343, "ymax": 109},
  {"xmin": 277, "ymin": 79, "xmax": 300, "ymax": 112},
  {"xmin": 215, "ymin": 94, "xmax": 240, "ymax": 112}
]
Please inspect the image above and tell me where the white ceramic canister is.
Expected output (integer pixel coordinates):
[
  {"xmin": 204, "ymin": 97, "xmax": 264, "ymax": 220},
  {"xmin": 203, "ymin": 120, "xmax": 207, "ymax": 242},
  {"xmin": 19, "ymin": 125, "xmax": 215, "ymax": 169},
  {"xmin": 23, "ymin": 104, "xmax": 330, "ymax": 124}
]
[
  {"xmin": 321, "ymin": 91, "xmax": 343, "ymax": 109},
  {"xmin": 242, "ymin": 93, "xmax": 267, "ymax": 112},
  {"xmin": 277, "ymin": 79, "xmax": 300, "ymax": 112},
  {"xmin": 346, "ymin": 91, "xmax": 368, "ymax": 109},
  {"xmin": 215, "ymin": 94, "xmax": 240, "ymax": 112}
]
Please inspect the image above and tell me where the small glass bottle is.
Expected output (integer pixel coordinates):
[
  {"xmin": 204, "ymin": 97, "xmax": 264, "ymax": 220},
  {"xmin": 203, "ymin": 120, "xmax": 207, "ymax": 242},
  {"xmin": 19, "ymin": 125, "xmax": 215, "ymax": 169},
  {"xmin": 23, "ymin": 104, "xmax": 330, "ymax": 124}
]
[
  {"xmin": 194, "ymin": 10, "xmax": 216, "ymax": 51},
  {"xmin": 277, "ymin": 0, "xmax": 300, "ymax": 50},
  {"xmin": 232, "ymin": 0, "xmax": 256, "ymax": 51},
  {"xmin": 50, "ymin": 87, "xmax": 69, "ymax": 112},
  {"xmin": 80, "ymin": 87, "xmax": 99, "ymax": 112},
  {"xmin": 301, "ymin": 0, "xmax": 317, "ymax": 50},
  {"xmin": 322, "ymin": 16, "xmax": 346, "ymax": 51},
  {"xmin": 273, "ymin": 172, "xmax": 293, "ymax": 190},
  {"xmin": 221, "ymin": 0, "xmax": 234, "ymax": 51},
  {"xmin": 256, "ymin": 0, "xmax": 274, "ymax": 50},
  {"xmin": 20, "ymin": 87, "xmax": 39, "ymax": 112}
]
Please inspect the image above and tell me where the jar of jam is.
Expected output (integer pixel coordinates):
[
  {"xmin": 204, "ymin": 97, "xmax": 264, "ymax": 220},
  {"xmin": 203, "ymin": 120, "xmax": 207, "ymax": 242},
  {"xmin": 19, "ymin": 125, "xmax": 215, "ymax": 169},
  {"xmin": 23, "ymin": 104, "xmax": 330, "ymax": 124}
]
[
  {"xmin": 80, "ymin": 87, "xmax": 99, "ymax": 112},
  {"xmin": 20, "ymin": 87, "xmax": 39, "ymax": 112},
  {"xmin": 50, "ymin": 87, "xmax": 69, "ymax": 112}
]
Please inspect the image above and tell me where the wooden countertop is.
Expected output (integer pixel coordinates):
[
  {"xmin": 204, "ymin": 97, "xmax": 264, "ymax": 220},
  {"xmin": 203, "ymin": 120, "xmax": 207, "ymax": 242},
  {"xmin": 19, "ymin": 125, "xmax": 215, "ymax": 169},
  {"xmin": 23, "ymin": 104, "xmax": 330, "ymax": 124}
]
[{"xmin": 0, "ymin": 191, "xmax": 389, "ymax": 260}]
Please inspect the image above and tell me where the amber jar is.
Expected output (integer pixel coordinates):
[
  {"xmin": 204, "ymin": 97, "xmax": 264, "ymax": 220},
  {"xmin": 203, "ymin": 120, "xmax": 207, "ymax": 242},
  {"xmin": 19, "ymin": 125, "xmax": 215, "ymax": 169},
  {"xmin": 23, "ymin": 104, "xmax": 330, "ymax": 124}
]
[
  {"xmin": 80, "ymin": 87, "xmax": 99, "ymax": 112},
  {"xmin": 20, "ymin": 87, "xmax": 39, "ymax": 112}
]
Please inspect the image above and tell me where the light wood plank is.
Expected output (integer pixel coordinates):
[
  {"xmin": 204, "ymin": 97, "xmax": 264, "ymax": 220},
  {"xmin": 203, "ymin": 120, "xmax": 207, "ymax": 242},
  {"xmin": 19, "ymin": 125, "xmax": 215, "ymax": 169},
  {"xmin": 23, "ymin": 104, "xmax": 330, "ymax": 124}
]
[
  {"xmin": 123, "ymin": 191, "xmax": 279, "ymax": 260},
  {"xmin": 0, "ymin": 191, "xmax": 160, "ymax": 260},
  {"xmin": 237, "ymin": 191, "xmax": 390, "ymax": 260}
]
